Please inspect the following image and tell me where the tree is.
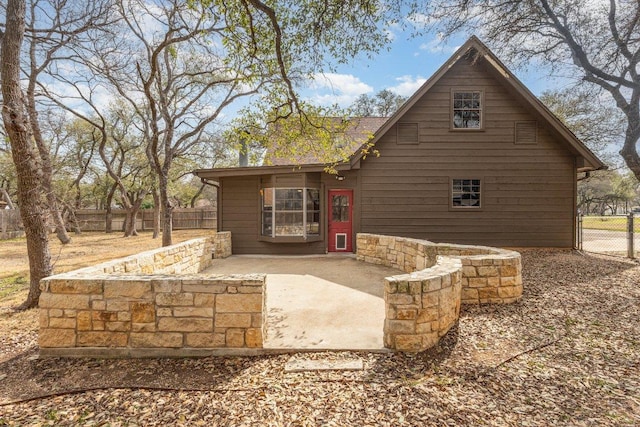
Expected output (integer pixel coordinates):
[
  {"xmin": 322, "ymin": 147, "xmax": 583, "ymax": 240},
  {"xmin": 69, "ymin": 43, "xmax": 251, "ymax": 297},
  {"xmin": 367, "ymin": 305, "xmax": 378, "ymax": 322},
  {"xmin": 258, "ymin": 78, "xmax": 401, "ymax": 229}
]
[
  {"xmin": 51, "ymin": 117, "xmax": 98, "ymax": 234},
  {"xmin": 83, "ymin": 0, "xmax": 393, "ymax": 247},
  {"xmin": 578, "ymin": 170, "xmax": 638, "ymax": 215},
  {"xmin": 540, "ymin": 87, "xmax": 625, "ymax": 166},
  {"xmin": 350, "ymin": 89, "xmax": 408, "ymax": 117},
  {"xmin": 417, "ymin": 0, "xmax": 640, "ymax": 180},
  {"xmin": 1, "ymin": 0, "xmax": 52, "ymax": 309},
  {"xmin": 16, "ymin": 0, "xmax": 116, "ymax": 244},
  {"xmin": 0, "ymin": 133, "xmax": 17, "ymax": 199}
]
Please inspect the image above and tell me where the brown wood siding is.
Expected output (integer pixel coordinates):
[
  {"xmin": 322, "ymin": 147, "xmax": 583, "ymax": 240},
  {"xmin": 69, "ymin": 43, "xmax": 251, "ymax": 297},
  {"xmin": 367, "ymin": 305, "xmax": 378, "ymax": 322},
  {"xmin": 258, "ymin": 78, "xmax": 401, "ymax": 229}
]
[
  {"xmin": 220, "ymin": 176, "xmax": 326, "ymax": 254},
  {"xmin": 358, "ymin": 56, "xmax": 576, "ymax": 247}
]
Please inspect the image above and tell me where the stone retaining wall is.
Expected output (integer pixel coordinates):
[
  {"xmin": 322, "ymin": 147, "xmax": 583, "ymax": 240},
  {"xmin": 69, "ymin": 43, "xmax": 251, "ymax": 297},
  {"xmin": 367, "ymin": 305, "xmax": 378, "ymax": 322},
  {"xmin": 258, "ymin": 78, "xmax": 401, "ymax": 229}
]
[
  {"xmin": 357, "ymin": 233, "xmax": 522, "ymax": 352},
  {"xmin": 383, "ymin": 257, "xmax": 462, "ymax": 352},
  {"xmin": 436, "ymin": 244, "xmax": 522, "ymax": 305},
  {"xmin": 58, "ymin": 231, "xmax": 232, "ymax": 277},
  {"xmin": 38, "ymin": 231, "xmax": 267, "ymax": 357},
  {"xmin": 39, "ymin": 274, "xmax": 265, "ymax": 356}
]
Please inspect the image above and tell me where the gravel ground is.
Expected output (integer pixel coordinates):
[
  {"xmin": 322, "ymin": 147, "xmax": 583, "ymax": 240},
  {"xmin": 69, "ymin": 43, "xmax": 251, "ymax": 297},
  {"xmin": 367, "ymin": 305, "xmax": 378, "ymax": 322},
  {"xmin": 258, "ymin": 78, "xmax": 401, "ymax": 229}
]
[{"xmin": 0, "ymin": 249, "xmax": 639, "ymax": 426}]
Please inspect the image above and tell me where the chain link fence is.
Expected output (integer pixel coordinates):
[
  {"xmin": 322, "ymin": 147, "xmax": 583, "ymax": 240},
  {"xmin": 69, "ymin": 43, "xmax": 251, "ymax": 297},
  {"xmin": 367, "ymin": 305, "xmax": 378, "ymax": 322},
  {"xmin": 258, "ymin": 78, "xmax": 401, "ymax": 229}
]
[{"xmin": 577, "ymin": 213, "xmax": 637, "ymax": 259}]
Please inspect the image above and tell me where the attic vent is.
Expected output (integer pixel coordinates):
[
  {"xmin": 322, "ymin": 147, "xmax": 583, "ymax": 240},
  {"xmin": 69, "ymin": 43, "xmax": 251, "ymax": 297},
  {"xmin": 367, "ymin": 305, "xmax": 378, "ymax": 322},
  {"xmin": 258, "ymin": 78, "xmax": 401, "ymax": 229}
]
[
  {"xmin": 397, "ymin": 123, "xmax": 419, "ymax": 145},
  {"xmin": 515, "ymin": 121, "xmax": 537, "ymax": 144}
]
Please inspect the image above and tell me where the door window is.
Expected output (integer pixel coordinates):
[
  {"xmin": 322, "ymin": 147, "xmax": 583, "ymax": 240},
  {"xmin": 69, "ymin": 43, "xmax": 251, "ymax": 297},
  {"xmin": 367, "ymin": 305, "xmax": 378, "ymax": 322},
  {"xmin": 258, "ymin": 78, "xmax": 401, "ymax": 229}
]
[{"xmin": 331, "ymin": 195, "xmax": 350, "ymax": 222}]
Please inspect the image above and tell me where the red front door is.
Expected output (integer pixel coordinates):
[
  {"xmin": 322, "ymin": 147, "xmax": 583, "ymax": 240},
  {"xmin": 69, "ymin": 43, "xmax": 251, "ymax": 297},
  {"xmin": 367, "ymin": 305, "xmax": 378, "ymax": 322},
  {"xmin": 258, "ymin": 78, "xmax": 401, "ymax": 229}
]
[{"xmin": 328, "ymin": 189, "xmax": 353, "ymax": 252}]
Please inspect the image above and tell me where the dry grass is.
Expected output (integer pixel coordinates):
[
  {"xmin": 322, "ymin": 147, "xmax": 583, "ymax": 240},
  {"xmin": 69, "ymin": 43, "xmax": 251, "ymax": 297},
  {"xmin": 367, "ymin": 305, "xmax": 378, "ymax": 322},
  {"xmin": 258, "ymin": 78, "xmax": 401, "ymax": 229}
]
[
  {"xmin": 0, "ymin": 244, "xmax": 639, "ymax": 426},
  {"xmin": 0, "ymin": 230, "xmax": 207, "ymax": 307},
  {"xmin": 582, "ymin": 215, "xmax": 640, "ymax": 232}
]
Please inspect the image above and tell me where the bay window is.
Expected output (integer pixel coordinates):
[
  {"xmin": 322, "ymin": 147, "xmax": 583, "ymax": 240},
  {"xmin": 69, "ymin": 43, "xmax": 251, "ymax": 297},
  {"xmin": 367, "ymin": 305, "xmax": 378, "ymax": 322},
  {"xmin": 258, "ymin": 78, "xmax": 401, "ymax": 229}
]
[{"xmin": 261, "ymin": 188, "xmax": 320, "ymax": 238}]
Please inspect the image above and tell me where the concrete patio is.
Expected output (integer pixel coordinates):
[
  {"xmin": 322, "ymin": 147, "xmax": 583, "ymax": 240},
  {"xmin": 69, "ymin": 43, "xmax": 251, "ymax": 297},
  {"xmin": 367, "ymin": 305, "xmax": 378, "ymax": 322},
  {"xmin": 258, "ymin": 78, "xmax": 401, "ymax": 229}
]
[{"xmin": 202, "ymin": 255, "xmax": 402, "ymax": 351}]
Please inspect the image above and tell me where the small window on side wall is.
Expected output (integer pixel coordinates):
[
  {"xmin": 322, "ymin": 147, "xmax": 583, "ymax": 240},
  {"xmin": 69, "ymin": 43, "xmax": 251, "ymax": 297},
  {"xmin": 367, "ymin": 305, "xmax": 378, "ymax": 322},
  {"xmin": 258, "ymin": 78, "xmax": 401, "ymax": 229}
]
[
  {"xmin": 452, "ymin": 178, "xmax": 481, "ymax": 208},
  {"xmin": 452, "ymin": 90, "xmax": 482, "ymax": 129}
]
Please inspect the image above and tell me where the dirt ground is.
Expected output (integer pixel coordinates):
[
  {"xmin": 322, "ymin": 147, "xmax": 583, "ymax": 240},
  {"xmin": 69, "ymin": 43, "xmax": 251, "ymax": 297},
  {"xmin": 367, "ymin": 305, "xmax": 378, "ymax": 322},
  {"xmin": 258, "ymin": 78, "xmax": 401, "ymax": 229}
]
[
  {"xmin": 0, "ymin": 230, "xmax": 207, "ymax": 306},
  {"xmin": 0, "ymin": 240, "xmax": 639, "ymax": 425}
]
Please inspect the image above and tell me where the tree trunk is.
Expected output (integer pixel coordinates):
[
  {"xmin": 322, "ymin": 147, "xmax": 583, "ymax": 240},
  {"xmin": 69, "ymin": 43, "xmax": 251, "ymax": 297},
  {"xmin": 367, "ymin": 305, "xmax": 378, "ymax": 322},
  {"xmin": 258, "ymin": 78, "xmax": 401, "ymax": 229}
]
[
  {"xmin": 1, "ymin": 0, "xmax": 53, "ymax": 309},
  {"xmin": 105, "ymin": 182, "xmax": 117, "ymax": 233},
  {"xmin": 26, "ymin": 101, "xmax": 71, "ymax": 244},
  {"xmin": 63, "ymin": 200, "xmax": 82, "ymax": 234},
  {"xmin": 123, "ymin": 194, "xmax": 145, "ymax": 237},
  {"xmin": 152, "ymin": 189, "xmax": 160, "ymax": 239},
  {"xmin": 159, "ymin": 173, "xmax": 173, "ymax": 247},
  {"xmin": 620, "ymin": 120, "xmax": 640, "ymax": 183},
  {"xmin": 123, "ymin": 211, "xmax": 139, "ymax": 236},
  {"xmin": 190, "ymin": 183, "xmax": 205, "ymax": 208},
  {"xmin": 0, "ymin": 188, "xmax": 15, "ymax": 209}
]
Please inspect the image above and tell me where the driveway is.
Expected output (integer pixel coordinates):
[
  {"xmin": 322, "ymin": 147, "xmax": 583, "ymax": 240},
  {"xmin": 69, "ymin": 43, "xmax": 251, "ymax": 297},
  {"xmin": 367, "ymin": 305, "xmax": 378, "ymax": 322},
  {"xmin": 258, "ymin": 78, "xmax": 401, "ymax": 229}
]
[
  {"xmin": 202, "ymin": 255, "xmax": 403, "ymax": 351},
  {"xmin": 582, "ymin": 229, "xmax": 638, "ymax": 256}
]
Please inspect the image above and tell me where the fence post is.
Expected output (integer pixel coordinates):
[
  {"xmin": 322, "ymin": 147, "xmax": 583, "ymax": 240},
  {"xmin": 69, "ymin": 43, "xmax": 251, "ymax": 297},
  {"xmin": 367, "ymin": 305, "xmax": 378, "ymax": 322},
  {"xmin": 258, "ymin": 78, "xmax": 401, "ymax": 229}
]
[
  {"xmin": 576, "ymin": 213, "xmax": 583, "ymax": 250},
  {"xmin": 628, "ymin": 212, "xmax": 635, "ymax": 259}
]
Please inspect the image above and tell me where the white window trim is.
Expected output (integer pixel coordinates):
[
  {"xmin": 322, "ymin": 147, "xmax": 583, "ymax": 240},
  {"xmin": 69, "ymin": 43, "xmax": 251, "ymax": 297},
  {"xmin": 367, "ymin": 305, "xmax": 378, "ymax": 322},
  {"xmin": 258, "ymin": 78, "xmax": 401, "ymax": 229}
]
[
  {"xmin": 451, "ymin": 89, "xmax": 484, "ymax": 131},
  {"xmin": 262, "ymin": 187, "xmax": 319, "ymax": 238}
]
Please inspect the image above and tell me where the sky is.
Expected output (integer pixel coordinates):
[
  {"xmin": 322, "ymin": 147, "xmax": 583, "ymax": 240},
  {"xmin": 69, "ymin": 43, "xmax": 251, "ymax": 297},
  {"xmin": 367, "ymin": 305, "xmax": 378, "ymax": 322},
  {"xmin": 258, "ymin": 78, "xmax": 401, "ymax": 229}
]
[{"xmin": 303, "ymin": 30, "xmax": 564, "ymax": 110}]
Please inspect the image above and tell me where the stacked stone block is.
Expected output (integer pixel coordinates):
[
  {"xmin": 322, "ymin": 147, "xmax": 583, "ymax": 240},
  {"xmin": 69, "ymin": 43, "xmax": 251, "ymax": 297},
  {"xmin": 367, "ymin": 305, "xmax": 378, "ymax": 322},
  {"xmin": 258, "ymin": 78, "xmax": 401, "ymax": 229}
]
[
  {"xmin": 434, "ymin": 243, "xmax": 522, "ymax": 304},
  {"xmin": 356, "ymin": 234, "xmax": 438, "ymax": 273},
  {"xmin": 39, "ymin": 274, "xmax": 264, "ymax": 355},
  {"xmin": 384, "ymin": 257, "xmax": 462, "ymax": 352},
  {"xmin": 213, "ymin": 231, "xmax": 232, "ymax": 259},
  {"xmin": 61, "ymin": 233, "xmax": 230, "ymax": 278},
  {"xmin": 37, "ymin": 232, "xmax": 261, "ymax": 357},
  {"xmin": 356, "ymin": 233, "xmax": 523, "ymax": 352}
]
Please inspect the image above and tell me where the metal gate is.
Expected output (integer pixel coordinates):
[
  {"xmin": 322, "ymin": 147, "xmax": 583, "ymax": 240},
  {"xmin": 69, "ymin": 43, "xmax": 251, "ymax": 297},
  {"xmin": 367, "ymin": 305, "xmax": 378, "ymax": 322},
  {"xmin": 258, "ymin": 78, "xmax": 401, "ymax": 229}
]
[{"xmin": 577, "ymin": 213, "xmax": 637, "ymax": 259}]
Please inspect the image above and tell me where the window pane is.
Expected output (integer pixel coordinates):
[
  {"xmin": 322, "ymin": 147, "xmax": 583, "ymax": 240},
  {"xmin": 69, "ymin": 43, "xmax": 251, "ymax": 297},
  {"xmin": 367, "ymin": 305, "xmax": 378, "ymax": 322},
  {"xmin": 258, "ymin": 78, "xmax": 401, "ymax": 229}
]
[
  {"xmin": 275, "ymin": 212, "xmax": 303, "ymax": 236},
  {"xmin": 261, "ymin": 188, "xmax": 273, "ymax": 236},
  {"xmin": 263, "ymin": 187, "xmax": 320, "ymax": 237},
  {"xmin": 262, "ymin": 211, "xmax": 272, "ymax": 236},
  {"xmin": 275, "ymin": 188, "xmax": 302, "ymax": 210},
  {"xmin": 332, "ymin": 195, "xmax": 349, "ymax": 222},
  {"xmin": 452, "ymin": 179, "xmax": 481, "ymax": 208},
  {"xmin": 306, "ymin": 211, "xmax": 320, "ymax": 235},
  {"xmin": 306, "ymin": 189, "xmax": 320, "ymax": 210},
  {"xmin": 453, "ymin": 91, "xmax": 481, "ymax": 129}
]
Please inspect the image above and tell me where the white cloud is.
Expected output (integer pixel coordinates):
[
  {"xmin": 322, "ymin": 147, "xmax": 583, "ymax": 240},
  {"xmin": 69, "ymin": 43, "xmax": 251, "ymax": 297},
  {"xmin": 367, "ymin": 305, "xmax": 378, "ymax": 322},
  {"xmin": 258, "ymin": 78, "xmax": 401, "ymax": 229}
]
[
  {"xmin": 419, "ymin": 35, "xmax": 460, "ymax": 54},
  {"xmin": 407, "ymin": 13, "xmax": 436, "ymax": 29},
  {"xmin": 384, "ymin": 28, "xmax": 397, "ymax": 42},
  {"xmin": 387, "ymin": 75, "xmax": 427, "ymax": 97},
  {"xmin": 308, "ymin": 73, "xmax": 373, "ymax": 107}
]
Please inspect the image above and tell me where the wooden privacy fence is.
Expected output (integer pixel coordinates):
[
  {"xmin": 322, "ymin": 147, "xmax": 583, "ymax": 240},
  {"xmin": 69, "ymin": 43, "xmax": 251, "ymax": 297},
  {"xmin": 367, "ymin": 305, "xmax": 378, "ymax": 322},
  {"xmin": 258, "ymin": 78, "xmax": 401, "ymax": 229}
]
[
  {"xmin": 0, "ymin": 209, "xmax": 24, "ymax": 240},
  {"xmin": 72, "ymin": 208, "xmax": 216, "ymax": 232}
]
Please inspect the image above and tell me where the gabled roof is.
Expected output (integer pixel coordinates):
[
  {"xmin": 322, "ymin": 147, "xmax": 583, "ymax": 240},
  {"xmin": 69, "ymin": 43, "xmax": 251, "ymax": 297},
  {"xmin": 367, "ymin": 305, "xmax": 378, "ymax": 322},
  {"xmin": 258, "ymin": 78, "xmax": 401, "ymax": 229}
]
[
  {"xmin": 195, "ymin": 36, "xmax": 605, "ymax": 181},
  {"xmin": 349, "ymin": 36, "xmax": 605, "ymax": 172}
]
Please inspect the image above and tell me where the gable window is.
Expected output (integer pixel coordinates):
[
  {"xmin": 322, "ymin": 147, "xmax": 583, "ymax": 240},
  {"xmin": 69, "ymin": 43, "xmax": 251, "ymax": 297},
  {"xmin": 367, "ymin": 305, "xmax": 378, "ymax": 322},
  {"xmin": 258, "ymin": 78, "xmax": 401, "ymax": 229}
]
[
  {"xmin": 261, "ymin": 188, "xmax": 320, "ymax": 238},
  {"xmin": 452, "ymin": 179, "xmax": 481, "ymax": 208},
  {"xmin": 452, "ymin": 90, "xmax": 482, "ymax": 129}
]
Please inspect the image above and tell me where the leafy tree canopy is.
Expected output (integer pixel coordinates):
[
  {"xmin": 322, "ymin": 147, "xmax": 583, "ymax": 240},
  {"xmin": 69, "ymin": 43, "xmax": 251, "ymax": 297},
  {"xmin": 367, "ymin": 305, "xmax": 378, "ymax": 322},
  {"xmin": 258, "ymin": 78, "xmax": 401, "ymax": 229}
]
[{"xmin": 350, "ymin": 89, "xmax": 408, "ymax": 117}]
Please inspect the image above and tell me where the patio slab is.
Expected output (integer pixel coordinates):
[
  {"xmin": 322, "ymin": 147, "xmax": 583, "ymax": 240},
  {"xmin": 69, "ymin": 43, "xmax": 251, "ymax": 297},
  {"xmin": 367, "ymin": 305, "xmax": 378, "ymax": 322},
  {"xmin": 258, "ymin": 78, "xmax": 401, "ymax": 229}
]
[{"xmin": 202, "ymin": 255, "xmax": 403, "ymax": 351}]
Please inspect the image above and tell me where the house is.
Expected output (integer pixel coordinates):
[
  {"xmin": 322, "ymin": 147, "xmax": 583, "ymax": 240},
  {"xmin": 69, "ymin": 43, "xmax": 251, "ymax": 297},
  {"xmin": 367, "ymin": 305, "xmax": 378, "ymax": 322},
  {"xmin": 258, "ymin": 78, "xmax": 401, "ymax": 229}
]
[{"xmin": 194, "ymin": 36, "xmax": 604, "ymax": 254}]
